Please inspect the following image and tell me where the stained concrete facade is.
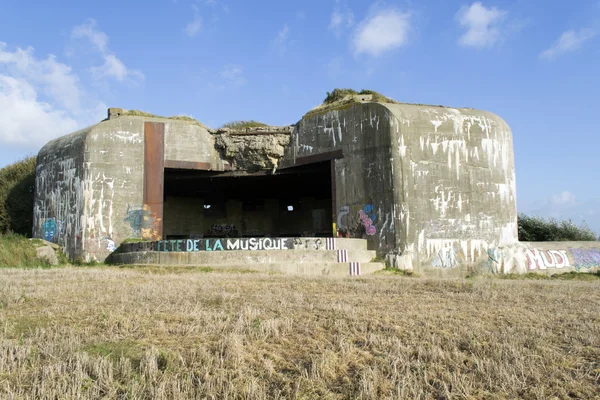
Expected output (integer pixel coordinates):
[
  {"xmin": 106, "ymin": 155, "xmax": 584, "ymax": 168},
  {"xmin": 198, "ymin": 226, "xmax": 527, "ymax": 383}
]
[
  {"xmin": 34, "ymin": 99, "xmax": 524, "ymax": 274},
  {"xmin": 283, "ymin": 102, "xmax": 517, "ymax": 274}
]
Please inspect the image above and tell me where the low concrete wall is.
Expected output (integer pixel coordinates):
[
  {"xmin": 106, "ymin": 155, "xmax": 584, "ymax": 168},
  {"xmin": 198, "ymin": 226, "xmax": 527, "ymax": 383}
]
[
  {"xmin": 486, "ymin": 241, "xmax": 600, "ymax": 275},
  {"xmin": 411, "ymin": 241, "xmax": 600, "ymax": 276}
]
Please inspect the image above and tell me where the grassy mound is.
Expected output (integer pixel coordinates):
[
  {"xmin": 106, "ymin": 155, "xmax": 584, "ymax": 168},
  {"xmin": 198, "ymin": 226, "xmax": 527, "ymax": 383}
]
[
  {"xmin": 220, "ymin": 120, "xmax": 269, "ymax": 130},
  {"xmin": 0, "ymin": 234, "xmax": 64, "ymax": 267},
  {"xmin": 112, "ymin": 109, "xmax": 211, "ymax": 130},
  {"xmin": 303, "ymin": 88, "xmax": 399, "ymax": 119}
]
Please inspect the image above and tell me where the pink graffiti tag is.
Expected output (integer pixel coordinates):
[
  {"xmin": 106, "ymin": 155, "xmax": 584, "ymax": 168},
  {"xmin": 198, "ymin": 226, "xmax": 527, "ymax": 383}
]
[
  {"xmin": 525, "ymin": 249, "xmax": 571, "ymax": 270},
  {"xmin": 359, "ymin": 209, "xmax": 376, "ymax": 235}
]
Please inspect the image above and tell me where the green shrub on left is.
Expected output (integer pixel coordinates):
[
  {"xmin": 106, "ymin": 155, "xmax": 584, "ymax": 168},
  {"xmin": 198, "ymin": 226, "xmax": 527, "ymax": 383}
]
[{"xmin": 0, "ymin": 156, "xmax": 36, "ymax": 236}]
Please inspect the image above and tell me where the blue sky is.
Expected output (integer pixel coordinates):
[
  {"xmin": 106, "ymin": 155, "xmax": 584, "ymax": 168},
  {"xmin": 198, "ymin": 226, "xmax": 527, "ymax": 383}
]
[{"xmin": 1, "ymin": 0, "xmax": 599, "ymax": 234}]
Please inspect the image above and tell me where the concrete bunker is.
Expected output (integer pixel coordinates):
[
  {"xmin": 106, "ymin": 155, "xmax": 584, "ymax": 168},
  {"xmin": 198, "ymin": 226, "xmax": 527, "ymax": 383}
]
[{"xmin": 33, "ymin": 92, "xmax": 532, "ymax": 275}]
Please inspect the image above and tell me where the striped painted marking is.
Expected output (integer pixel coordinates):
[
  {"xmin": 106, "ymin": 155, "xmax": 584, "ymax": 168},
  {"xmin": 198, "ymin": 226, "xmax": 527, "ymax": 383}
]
[
  {"xmin": 349, "ymin": 262, "xmax": 361, "ymax": 276},
  {"xmin": 326, "ymin": 238, "xmax": 336, "ymax": 250}
]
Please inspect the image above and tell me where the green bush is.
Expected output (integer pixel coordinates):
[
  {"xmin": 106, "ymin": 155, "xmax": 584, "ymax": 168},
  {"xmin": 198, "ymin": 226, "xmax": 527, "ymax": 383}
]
[
  {"xmin": 0, "ymin": 157, "xmax": 36, "ymax": 236},
  {"xmin": 518, "ymin": 213, "xmax": 598, "ymax": 241}
]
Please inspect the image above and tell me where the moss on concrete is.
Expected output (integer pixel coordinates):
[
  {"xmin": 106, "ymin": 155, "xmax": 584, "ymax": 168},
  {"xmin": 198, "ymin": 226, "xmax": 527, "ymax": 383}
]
[
  {"xmin": 109, "ymin": 108, "xmax": 211, "ymax": 130},
  {"xmin": 302, "ymin": 88, "xmax": 467, "ymax": 120},
  {"xmin": 220, "ymin": 120, "xmax": 269, "ymax": 130},
  {"xmin": 303, "ymin": 88, "xmax": 400, "ymax": 119}
]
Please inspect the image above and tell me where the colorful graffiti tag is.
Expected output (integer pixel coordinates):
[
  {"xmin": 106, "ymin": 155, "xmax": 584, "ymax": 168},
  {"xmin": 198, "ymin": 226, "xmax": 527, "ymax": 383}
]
[
  {"xmin": 293, "ymin": 237, "xmax": 323, "ymax": 250},
  {"xmin": 336, "ymin": 204, "xmax": 377, "ymax": 237},
  {"xmin": 525, "ymin": 249, "xmax": 570, "ymax": 270},
  {"xmin": 569, "ymin": 248, "xmax": 600, "ymax": 270},
  {"xmin": 337, "ymin": 206, "xmax": 350, "ymax": 232},
  {"xmin": 157, "ymin": 238, "xmax": 290, "ymax": 252},
  {"xmin": 124, "ymin": 205, "xmax": 160, "ymax": 239},
  {"xmin": 106, "ymin": 237, "xmax": 117, "ymax": 252},
  {"xmin": 209, "ymin": 224, "xmax": 236, "ymax": 235},
  {"xmin": 42, "ymin": 218, "xmax": 57, "ymax": 242},
  {"xmin": 359, "ymin": 204, "xmax": 377, "ymax": 235},
  {"xmin": 432, "ymin": 245, "xmax": 459, "ymax": 269},
  {"xmin": 121, "ymin": 238, "xmax": 338, "ymax": 253}
]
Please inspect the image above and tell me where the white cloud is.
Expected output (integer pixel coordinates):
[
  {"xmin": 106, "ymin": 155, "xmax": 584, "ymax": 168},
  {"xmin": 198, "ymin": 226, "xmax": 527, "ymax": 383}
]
[
  {"xmin": 0, "ymin": 43, "xmax": 81, "ymax": 111},
  {"xmin": 540, "ymin": 29, "xmax": 597, "ymax": 60},
  {"xmin": 0, "ymin": 76, "xmax": 78, "ymax": 146},
  {"xmin": 329, "ymin": 1, "xmax": 354, "ymax": 37},
  {"xmin": 0, "ymin": 42, "xmax": 106, "ymax": 148},
  {"xmin": 204, "ymin": 0, "xmax": 216, "ymax": 6},
  {"xmin": 220, "ymin": 64, "xmax": 246, "ymax": 86},
  {"xmin": 71, "ymin": 19, "xmax": 144, "ymax": 83},
  {"xmin": 209, "ymin": 64, "xmax": 246, "ymax": 90},
  {"xmin": 272, "ymin": 24, "xmax": 290, "ymax": 55},
  {"xmin": 91, "ymin": 54, "xmax": 145, "ymax": 83},
  {"xmin": 551, "ymin": 191, "xmax": 577, "ymax": 206},
  {"xmin": 186, "ymin": 5, "xmax": 203, "ymax": 37},
  {"xmin": 71, "ymin": 19, "xmax": 108, "ymax": 53},
  {"xmin": 456, "ymin": 2, "xmax": 507, "ymax": 48},
  {"xmin": 352, "ymin": 8, "xmax": 411, "ymax": 57}
]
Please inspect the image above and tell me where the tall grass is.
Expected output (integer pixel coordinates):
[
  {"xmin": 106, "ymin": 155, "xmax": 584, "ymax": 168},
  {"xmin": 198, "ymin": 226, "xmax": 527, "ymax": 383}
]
[
  {"xmin": 1, "ymin": 268, "xmax": 599, "ymax": 398},
  {"xmin": 0, "ymin": 233, "xmax": 48, "ymax": 267}
]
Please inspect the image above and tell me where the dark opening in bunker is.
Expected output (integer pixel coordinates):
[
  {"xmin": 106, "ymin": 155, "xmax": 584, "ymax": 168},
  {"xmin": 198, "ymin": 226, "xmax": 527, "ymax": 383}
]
[{"xmin": 163, "ymin": 161, "xmax": 333, "ymax": 239}]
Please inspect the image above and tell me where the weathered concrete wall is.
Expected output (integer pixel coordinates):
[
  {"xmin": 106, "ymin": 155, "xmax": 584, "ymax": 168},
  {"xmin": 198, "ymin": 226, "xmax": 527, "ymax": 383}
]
[
  {"xmin": 82, "ymin": 117, "xmax": 146, "ymax": 261},
  {"xmin": 34, "ymin": 114, "xmax": 230, "ymax": 262},
  {"xmin": 383, "ymin": 104, "xmax": 517, "ymax": 272},
  {"xmin": 286, "ymin": 103, "xmax": 396, "ymax": 255},
  {"xmin": 286, "ymin": 101, "xmax": 518, "ymax": 271},
  {"xmin": 484, "ymin": 242, "xmax": 600, "ymax": 275},
  {"xmin": 164, "ymin": 121, "xmax": 227, "ymax": 168},
  {"xmin": 33, "ymin": 127, "xmax": 91, "ymax": 260}
]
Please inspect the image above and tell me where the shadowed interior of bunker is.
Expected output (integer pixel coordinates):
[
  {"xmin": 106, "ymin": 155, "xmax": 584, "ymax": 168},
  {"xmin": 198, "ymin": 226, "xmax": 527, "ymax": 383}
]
[{"xmin": 162, "ymin": 161, "xmax": 333, "ymax": 239}]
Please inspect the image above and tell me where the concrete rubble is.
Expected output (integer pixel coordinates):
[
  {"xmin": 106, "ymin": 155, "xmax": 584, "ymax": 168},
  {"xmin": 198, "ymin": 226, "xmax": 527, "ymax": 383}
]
[{"xmin": 213, "ymin": 126, "xmax": 293, "ymax": 172}]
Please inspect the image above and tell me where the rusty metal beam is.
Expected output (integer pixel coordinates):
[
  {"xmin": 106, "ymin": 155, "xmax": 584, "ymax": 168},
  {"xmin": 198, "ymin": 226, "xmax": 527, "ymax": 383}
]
[
  {"xmin": 164, "ymin": 160, "xmax": 212, "ymax": 170},
  {"xmin": 280, "ymin": 149, "xmax": 344, "ymax": 169},
  {"xmin": 143, "ymin": 122, "xmax": 164, "ymax": 240},
  {"xmin": 331, "ymin": 159, "xmax": 337, "ymax": 237},
  {"xmin": 164, "ymin": 160, "xmax": 232, "ymax": 171}
]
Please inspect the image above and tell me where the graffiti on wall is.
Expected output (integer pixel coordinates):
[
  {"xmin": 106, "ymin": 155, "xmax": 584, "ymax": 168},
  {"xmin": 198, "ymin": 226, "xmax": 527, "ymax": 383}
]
[
  {"xmin": 106, "ymin": 237, "xmax": 117, "ymax": 252},
  {"xmin": 157, "ymin": 238, "xmax": 290, "ymax": 252},
  {"xmin": 525, "ymin": 249, "xmax": 570, "ymax": 270},
  {"xmin": 293, "ymin": 237, "xmax": 323, "ymax": 250},
  {"xmin": 121, "ymin": 237, "xmax": 338, "ymax": 253},
  {"xmin": 209, "ymin": 224, "xmax": 237, "ymax": 236},
  {"xmin": 432, "ymin": 245, "xmax": 459, "ymax": 268},
  {"xmin": 569, "ymin": 248, "xmax": 600, "ymax": 270},
  {"xmin": 337, "ymin": 204, "xmax": 377, "ymax": 237},
  {"xmin": 337, "ymin": 206, "xmax": 350, "ymax": 232},
  {"xmin": 42, "ymin": 218, "xmax": 57, "ymax": 242},
  {"xmin": 124, "ymin": 205, "xmax": 160, "ymax": 239},
  {"xmin": 359, "ymin": 204, "xmax": 377, "ymax": 235}
]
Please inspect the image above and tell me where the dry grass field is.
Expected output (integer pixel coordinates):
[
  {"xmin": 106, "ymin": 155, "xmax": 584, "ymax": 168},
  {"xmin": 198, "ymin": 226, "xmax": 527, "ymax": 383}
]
[{"xmin": 1, "ymin": 267, "xmax": 599, "ymax": 399}]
